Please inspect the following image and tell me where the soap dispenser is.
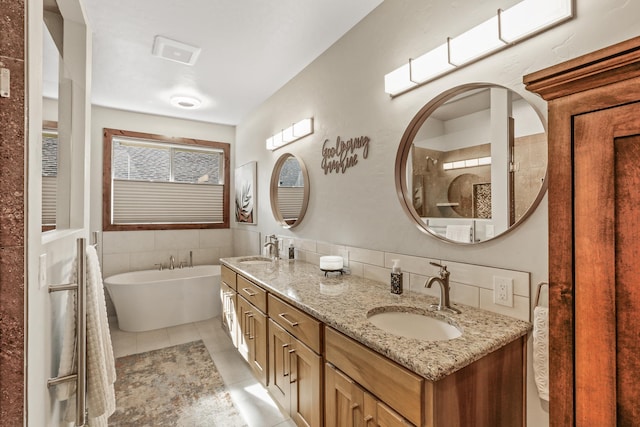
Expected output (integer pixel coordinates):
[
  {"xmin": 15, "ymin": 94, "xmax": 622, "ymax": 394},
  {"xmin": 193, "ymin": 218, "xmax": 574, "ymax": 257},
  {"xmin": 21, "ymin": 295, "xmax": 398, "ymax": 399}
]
[{"xmin": 390, "ymin": 259, "xmax": 403, "ymax": 295}]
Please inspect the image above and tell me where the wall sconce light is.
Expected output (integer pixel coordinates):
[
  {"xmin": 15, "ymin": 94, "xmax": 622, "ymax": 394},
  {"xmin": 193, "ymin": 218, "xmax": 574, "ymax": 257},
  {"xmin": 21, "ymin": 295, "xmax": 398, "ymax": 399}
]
[
  {"xmin": 266, "ymin": 118, "xmax": 314, "ymax": 150},
  {"xmin": 384, "ymin": 0, "xmax": 573, "ymax": 96}
]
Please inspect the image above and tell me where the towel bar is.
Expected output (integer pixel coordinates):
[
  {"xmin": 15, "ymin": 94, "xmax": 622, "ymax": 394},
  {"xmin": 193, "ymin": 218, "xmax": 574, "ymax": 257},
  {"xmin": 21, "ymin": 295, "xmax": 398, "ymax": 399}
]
[
  {"xmin": 47, "ymin": 238, "xmax": 87, "ymax": 427},
  {"xmin": 535, "ymin": 281, "xmax": 549, "ymax": 307}
]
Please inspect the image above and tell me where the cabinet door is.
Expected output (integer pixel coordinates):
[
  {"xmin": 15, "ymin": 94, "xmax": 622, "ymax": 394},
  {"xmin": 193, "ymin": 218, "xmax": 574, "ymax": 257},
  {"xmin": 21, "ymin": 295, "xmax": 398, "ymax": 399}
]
[
  {"xmin": 325, "ymin": 363, "xmax": 364, "ymax": 427},
  {"xmin": 249, "ymin": 307, "xmax": 268, "ymax": 385},
  {"xmin": 237, "ymin": 295, "xmax": 252, "ymax": 361},
  {"xmin": 268, "ymin": 319, "xmax": 293, "ymax": 411},
  {"xmin": 573, "ymin": 102, "xmax": 640, "ymax": 425},
  {"xmin": 290, "ymin": 339, "xmax": 323, "ymax": 427},
  {"xmin": 237, "ymin": 296, "xmax": 268, "ymax": 385},
  {"xmin": 375, "ymin": 401, "xmax": 411, "ymax": 427}
]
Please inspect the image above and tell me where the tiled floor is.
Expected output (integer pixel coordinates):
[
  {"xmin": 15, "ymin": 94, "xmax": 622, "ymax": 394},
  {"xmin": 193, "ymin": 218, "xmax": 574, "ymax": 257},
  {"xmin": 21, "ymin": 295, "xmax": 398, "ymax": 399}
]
[{"xmin": 109, "ymin": 316, "xmax": 296, "ymax": 427}]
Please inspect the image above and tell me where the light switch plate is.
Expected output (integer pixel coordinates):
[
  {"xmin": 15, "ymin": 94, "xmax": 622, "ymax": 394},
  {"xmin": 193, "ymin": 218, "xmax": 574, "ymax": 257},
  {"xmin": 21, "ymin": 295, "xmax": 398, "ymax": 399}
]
[
  {"xmin": 493, "ymin": 276, "xmax": 514, "ymax": 307},
  {"xmin": 1, "ymin": 68, "xmax": 10, "ymax": 98}
]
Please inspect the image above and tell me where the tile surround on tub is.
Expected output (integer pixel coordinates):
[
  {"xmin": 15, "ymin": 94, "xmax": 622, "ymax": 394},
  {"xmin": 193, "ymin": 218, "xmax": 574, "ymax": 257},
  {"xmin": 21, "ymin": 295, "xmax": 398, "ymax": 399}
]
[{"xmin": 101, "ymin": 229, "xmax": 234, "ymax": 277}]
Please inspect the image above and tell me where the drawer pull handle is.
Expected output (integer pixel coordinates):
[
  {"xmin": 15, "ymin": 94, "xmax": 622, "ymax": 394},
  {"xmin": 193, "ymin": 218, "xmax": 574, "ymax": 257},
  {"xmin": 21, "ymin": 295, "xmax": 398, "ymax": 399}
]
[
  {"xmin": 289, "ymin": 349, "xmax": 297, "ymax": 384},
  {"xmin": 242, "ymin": 287, "xmax": 257, "ymax": 297},
  {"xmin": 351, "ymin": 403, "xmax": 359, "ymax": 410},
  {"xmin": 279, "ymin": 313, "xmax": 299, "ymax": 327},
  {"xmin": 364, "ymin": 415, "xmax": 373, "ymax": 424},
  {"xmin": 244, "ymin": 313, "xmax": 254, "ymax": 337}
]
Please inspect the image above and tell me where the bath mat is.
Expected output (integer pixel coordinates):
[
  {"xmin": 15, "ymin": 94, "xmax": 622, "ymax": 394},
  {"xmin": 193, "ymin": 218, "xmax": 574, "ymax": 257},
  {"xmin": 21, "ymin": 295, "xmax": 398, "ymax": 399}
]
[{"xmin": 108, "ymin": 340, "xmax": 247, "ymax": 426}]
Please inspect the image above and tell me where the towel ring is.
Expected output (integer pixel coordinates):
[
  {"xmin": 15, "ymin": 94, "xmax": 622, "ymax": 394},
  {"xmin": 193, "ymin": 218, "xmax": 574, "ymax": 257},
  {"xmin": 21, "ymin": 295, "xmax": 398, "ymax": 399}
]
[{"xmin": 535, "ymin": 282, "xmax": 549, "ymax": 307}]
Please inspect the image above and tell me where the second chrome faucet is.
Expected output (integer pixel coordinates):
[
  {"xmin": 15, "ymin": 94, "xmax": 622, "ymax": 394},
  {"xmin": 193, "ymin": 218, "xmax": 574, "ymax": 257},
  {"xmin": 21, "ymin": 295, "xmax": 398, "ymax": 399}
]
[
  {"xmin": 425, "ymin": 262, "xmax": 461, "ymax": 314},
  {"xmin": 264, "ymin": 234, "xmax": 280, "ymax": 260}
]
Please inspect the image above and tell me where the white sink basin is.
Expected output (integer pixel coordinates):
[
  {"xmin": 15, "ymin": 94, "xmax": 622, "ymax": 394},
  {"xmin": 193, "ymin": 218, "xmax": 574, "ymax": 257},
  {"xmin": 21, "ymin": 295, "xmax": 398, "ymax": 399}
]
[
  {"xmin": 238, "ymin": 256, "xmax": 273, "ymax": 265},
  {"xmin": 368, "ymin": 310, "xmax": 461, "ymax": 341}
]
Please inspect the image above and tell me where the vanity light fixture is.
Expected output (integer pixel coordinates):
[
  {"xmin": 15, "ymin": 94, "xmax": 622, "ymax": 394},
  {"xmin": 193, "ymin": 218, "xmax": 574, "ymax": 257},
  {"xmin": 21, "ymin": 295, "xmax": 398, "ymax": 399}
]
[
  {"xmin": 443, "ymin": 156, "xmax": 491, "ymax": 171},
  {"xmin": 170, "ymin": 95, "xmax": 202, "ymax": 109},
  {"xmin": 384, "ymin": 0, "xmax": 573, "ymax": 96},
  {"xmin": 266, "ymin": 118, "xmax": 314, "ymax": 150}
]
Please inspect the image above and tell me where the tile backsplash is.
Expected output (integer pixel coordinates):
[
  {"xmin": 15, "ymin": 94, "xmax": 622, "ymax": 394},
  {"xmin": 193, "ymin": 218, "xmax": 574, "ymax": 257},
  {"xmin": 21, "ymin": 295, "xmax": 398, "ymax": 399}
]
[{"xmin": 279, "ymin": 236, "xmax": 531, "ymax": 322}]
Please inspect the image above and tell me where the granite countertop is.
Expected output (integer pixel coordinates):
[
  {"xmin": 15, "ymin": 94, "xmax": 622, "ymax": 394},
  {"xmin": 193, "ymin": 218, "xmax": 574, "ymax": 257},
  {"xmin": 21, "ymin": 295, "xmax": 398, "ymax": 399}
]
[{"xmin": 220, "ymin": 257, "xmax": 532, "ymax": 382}]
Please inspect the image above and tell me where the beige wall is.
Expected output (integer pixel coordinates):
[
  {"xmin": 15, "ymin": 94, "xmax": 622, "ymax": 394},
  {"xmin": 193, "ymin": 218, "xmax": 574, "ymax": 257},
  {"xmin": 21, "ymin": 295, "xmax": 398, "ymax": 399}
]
[{"xmin": 235, "ymin": 1, "xmax": 640, "ymax": 425}]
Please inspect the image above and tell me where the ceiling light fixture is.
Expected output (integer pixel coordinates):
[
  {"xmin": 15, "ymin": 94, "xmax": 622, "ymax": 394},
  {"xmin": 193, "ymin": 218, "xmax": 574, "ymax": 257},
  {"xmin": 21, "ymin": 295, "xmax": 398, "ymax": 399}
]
[
  {"xmin": 384, "ymin": 0, "xmax": 573, "ymax": 96},
  {"xmin": 266, "ymin": 118, "xmax": 314, "ymax": 151},
  {"xmin": 170, "ymin": 95, "xmax": 202, "ymax": 109}
]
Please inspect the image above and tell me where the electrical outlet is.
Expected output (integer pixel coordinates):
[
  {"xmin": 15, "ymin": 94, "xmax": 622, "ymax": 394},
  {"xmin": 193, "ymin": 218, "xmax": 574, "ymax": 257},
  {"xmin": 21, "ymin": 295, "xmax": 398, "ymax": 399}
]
[{"xmin": 493, "ymin": 276, "xmax": 514, "ymax": 307}]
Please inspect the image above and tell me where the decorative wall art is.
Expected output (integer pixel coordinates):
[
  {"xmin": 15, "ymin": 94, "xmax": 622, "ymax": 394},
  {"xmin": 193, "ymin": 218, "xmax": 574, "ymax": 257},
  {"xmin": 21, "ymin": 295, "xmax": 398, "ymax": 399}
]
[
  {"xmin": 235, "ymin": 161, "xmax": 257, "ymax": 224},
  {"xmin": 320, "ymin": 135, "xmax": 370, "ymax": 174}
]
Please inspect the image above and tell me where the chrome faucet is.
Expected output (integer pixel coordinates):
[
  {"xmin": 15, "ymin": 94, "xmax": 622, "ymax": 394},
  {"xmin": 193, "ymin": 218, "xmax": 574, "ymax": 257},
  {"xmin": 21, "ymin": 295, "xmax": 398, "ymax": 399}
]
[
  {"xmin": 264, "ymin": 234, "xmax": 280, "ymax": 260},
  {"xmin": 425, "ymin": 262, "xmax": 461, "ymax": 314},
  {"xmin": 169, "ymin": 255, "xmax": 175, "ymax": 270}
]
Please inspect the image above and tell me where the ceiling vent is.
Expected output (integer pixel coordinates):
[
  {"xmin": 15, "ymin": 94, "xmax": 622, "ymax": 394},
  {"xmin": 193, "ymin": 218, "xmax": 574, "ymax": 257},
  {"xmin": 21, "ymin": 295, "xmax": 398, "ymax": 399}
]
[{"xmin": 152, "ymin": 36, "xmax": 201, "ymax": 66}]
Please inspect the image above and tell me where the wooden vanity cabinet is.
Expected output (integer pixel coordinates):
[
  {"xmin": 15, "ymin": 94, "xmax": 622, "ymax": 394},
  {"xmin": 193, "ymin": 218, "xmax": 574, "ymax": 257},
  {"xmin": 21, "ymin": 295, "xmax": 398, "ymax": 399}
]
[
  {"xmin": 325, "ymin": 326, "xmax": 525, "ymax": 427},
  {"xmin": 268, "ymin": 294, "xmax": 324, "ymax": 427},
  {"xmin": 325, "ymin": 363, "xmax": 411, "ymax": 427}
]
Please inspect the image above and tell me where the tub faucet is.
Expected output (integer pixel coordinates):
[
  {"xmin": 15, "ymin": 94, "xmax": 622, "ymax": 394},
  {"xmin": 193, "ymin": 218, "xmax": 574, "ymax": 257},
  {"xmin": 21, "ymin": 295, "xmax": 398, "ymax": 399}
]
[
  {"xmin": 169, "ymin": 255, "xmax": 175, "ymax": 270},
  {"xmin": 264, "ymin": 235, "xmax": 280, "ymax": 260},
  {"xmin": 425, "ymin": 262, "xmax": 461, "ymax": 314}
]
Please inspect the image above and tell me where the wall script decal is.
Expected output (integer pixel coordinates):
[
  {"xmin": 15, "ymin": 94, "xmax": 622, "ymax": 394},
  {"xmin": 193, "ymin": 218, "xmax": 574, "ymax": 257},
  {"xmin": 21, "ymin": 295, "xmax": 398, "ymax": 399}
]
[{"xmin": 321, "ymin": 136, "xmax": 370, "ymax": 174}]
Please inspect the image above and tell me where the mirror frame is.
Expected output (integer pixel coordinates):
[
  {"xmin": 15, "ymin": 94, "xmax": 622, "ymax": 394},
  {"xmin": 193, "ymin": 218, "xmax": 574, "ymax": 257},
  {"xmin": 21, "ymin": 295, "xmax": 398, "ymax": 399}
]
[
  {"xmin": 269, "ymin": 153, "xmax": 310, "ymax": 229},
  {"xmin": 395, "ymin": 82, "xmax": 548, "ymax": 244}
]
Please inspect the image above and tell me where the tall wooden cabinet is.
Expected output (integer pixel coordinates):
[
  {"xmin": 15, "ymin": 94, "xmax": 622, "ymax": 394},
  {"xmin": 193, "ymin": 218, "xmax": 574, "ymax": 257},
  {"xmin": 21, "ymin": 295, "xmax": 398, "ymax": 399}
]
[{"xmin": 525, "ymin": 36, "xmax": 640, "ymax": 426}]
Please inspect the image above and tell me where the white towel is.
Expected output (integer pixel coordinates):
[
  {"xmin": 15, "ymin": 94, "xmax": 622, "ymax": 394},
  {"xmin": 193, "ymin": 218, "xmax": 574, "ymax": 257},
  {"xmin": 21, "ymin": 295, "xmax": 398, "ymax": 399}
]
[
  {"xmin": 59, "ymin": 245, "xmax": 116, "ymax": 426},
  {"xmin": 445, "ymin": 225, "xmax": 472, "ymax": 243},
  {"xmin": 533, "ymin": 306, "xmax": 549, "ymax": 402}
]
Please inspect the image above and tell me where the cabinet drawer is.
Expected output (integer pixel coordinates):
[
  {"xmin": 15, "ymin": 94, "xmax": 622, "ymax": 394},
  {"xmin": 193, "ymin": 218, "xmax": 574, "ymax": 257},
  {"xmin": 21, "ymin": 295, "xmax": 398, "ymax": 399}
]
[
  {"xmin": 237, "ymin": 275, "xmax": 267, "ymax": 313},
  {"xmin": 268, "ymin": 294, "xmax": 322, "ymax": 354},
  {"xmin": 221, "ymin": 265, "xmax": 237, "ymax": 290},
  {"xmin": 325, "ymin": 327, "xmax": 423, "ymax": 426}
]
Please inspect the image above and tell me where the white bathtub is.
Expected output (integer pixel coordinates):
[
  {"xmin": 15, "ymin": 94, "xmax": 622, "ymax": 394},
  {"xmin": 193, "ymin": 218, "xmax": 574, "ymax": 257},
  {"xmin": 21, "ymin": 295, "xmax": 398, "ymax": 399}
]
[{"xmin": 104, "ymin": 265, "xmax": 221, "ymax": 332}]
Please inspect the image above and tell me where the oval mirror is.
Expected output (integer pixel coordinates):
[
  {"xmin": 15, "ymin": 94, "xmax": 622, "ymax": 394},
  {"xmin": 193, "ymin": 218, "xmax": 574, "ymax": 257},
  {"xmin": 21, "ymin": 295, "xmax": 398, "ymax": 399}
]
[
  {"xmin": 270, "ymin": 153, "xmax": 310, "ymax": 228},
  {"xmin": 395, "ymin": 83, "xmax": 547, "ymax": 244}
]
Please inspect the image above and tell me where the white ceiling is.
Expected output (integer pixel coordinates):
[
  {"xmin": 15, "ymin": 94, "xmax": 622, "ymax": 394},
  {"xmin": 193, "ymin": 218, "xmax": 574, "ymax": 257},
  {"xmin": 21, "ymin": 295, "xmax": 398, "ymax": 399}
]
[{"xmin": 51, "ymin": 0, "xmax": 383, "ymax": 125}]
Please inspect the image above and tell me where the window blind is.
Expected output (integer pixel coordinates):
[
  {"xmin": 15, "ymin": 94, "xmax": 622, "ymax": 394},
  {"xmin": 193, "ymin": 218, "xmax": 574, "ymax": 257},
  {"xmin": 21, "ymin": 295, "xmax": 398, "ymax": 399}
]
[
  {"xmin": 277, "ymin": 187, "xmax": 304, "ymax": 220},
  {"xmin": 42, "ymin": 176, "xmax": 57, "ymax": 226},
  {"xmin": 113, "ymin": 180, "xmax": 224, "ymax": 224}
]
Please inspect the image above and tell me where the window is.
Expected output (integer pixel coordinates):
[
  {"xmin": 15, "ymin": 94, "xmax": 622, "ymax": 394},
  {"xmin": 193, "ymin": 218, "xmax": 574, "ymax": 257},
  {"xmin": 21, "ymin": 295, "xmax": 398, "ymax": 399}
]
[
  {"xmin": 103, "ymin": 128, "xmax": 230, "ymax": 231},
  {"xmin": 42, "ymin": 121, "xmax": 58, "ymax": 230}
]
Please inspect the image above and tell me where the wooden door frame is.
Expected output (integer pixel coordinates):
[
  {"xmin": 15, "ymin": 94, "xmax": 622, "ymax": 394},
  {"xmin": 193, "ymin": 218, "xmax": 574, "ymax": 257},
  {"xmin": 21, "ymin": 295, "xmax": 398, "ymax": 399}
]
[{"xmin": 524, "ymin": 36, "xmax": 640, "ymax": 425}]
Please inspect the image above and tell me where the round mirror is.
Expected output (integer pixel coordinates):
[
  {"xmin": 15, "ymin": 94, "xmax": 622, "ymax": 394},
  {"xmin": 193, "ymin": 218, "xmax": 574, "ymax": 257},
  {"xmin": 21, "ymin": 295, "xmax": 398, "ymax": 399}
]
[
  {"xmin": 395, "ymin": 83, "xmax": 547, "ymax": 244},
  {"xmin": 270, "ymin": 153, "xmax": 310, "ymax": 228}
]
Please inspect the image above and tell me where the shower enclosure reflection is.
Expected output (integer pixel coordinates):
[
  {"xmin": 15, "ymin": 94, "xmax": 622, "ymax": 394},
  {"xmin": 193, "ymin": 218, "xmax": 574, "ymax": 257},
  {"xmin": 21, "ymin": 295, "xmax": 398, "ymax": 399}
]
[{"xmin": 397, "ymin": 84, "xmax": 547, "ymax": 243}]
